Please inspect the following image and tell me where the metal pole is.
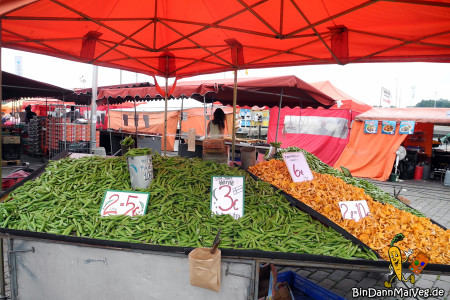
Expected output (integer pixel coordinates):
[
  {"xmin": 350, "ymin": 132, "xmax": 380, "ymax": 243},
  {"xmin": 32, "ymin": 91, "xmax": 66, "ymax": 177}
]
[
  {"xmin": 107, "ymin": 98, "xmax": 113, "ymax": 155},
  {"xmin": 275, "ymin": 88, "xmax": 284, "ymax": 142},
  {"xmin": 203, "ymin": 95, "xmax": 207, "ymax": 139},
  {"xmin": 231, "ymin": 69, "xmax": 238, "ymax": 163},
  {"xmin": 134, "ymin": 98, "xmax": 138, "ymax": 146},
  {"xmin": 0, "ymin": 18, "xmax": 6, "ymax": 300},
  {"xmin": 164, "ymin": 76, "xmax": 168, "ymax": 156},
  {"xmin": 179, "ymin": 97, "xmax": 184, "ymax": 144},
  {"xmin": 90, "ymin": 65, "xmax": 98, "ymax": 152}
]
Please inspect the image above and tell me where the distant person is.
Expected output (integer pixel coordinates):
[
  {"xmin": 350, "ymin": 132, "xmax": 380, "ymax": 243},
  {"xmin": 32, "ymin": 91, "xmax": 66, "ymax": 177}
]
[
  {"xmin": 25, "ymin": 105, "xmax": 37, "ymax": 123},
  {"xmin": 316, "ymin": 121, "xmax": 328, "ymax": 135},
  {"xmin": 207, "ymin": 108, "xmax": 226, "ymax": 139}
]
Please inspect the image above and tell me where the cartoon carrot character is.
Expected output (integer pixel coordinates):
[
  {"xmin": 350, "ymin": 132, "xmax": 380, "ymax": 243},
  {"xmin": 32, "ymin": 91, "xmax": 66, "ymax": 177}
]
[{"xmin": 384, "ymin": 233, "xmax": 415, "ymax": 288}]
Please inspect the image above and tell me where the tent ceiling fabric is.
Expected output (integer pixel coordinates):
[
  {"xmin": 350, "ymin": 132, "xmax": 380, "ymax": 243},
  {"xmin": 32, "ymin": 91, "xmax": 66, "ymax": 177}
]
[
  {"xmin": 96, "ymin": 75, "xmax": 336, "ymax": 108},
  {"xmin": 1, "ymin": 0, "xmax": 449, "ymax": 78}
]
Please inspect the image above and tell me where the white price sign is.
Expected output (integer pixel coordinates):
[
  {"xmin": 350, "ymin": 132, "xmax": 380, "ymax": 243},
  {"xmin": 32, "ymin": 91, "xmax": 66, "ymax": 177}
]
[
  {"xmin": 282, "ymin": 152, "xmax": 314, "ymax": 183},
  {"xmin": 211, "ymin": 176, "xmax": 245, "ymax": 220},
  {"xmin": 338, "ymin": 200, "xmax": 371, "ymax": 222},
  {"xmin": 100, "ymin": 190, "xmax": 150, "ymax": 217}
]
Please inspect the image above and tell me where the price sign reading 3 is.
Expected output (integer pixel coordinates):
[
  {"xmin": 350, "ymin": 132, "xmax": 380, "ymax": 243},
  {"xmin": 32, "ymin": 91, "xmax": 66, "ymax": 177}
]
[
  {"xmin": 338, "ymin": 200, "xmax": 371, "ymax": 222},
  {"xmin": 211, "ymin": 176, "xmax": 245, "ymax": 220},
  {"xmin": 282, "ymin": 152, "xmax": 314, "ymax": 183},
  {"xmin": 100, "ymin": 190, "xmax": 150, "ymax": 217}
]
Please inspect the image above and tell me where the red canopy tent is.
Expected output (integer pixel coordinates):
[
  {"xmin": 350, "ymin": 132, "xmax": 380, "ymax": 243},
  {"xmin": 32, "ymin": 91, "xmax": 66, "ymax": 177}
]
[
  {"xmin": 309, "ymin": 81, "xmax": 371, "ymax": 114},
  {"xmin": 1, "ymin": 1, "xmax": 449, "ymax": 77},
  {"xmin": 97, "ymin": 75, "xmax": 335, "ymax": 108}
]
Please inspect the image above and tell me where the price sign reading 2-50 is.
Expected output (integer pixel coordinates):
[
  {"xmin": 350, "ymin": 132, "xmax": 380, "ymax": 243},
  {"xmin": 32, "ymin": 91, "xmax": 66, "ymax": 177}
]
[
  {"xmin": 282, "ymin": 152, "xmax": 314, "ymax": 183},
  {"xmin": 211, "ymin": 176, "xmax": 245, "ymax": 220},
  {"xmin": 100, "ymin": 190, "xmax": 150, "ymax": 217}
]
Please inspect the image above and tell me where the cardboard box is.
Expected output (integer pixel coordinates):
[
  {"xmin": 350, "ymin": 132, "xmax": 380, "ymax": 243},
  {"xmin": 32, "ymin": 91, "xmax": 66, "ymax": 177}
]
[{"xmin": 2, "ymin": 136, "xmax": 20, "ymax": 144}]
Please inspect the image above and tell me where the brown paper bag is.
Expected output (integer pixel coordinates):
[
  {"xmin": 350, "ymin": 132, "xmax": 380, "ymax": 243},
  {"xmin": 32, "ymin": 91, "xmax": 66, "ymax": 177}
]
[{"xmin": 189, "ymin": 247, "xmax": 221, "ymax": 292}]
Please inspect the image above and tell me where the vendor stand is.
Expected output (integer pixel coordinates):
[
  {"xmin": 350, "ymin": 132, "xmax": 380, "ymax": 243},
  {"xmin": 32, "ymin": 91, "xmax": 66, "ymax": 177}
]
[{"xmin": 0, "ymin": 149, "xmax": 448, "ymax": 299}]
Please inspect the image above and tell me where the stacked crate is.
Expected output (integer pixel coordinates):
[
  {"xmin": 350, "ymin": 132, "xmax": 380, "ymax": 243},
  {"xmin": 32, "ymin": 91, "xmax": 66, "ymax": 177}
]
[
  {"xmin": 202, "ymin": 139, "xmax": 228, "ymax": 164},
  {"xmin": 28, "ymin": 117, "xmax": 42, "ymax": 156}
]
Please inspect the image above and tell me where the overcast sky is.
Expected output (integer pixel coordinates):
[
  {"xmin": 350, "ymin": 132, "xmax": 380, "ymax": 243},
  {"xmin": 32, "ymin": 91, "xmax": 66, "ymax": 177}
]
[{"xmin": 2, "ymin": 48, "xmax": 450, "ymax": 108}]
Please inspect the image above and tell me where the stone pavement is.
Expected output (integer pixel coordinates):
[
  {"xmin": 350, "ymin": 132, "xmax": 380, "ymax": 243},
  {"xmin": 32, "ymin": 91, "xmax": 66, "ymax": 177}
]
[{"xmin": 278, "ymin": 177, "xmax": 450, "ymax": 300}]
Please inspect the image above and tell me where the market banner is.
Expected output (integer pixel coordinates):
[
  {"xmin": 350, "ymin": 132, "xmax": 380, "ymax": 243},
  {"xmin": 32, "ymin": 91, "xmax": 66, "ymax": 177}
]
[
  {"xmin": 399, "ymin": 121, "xmax": 415, "ymax": 134},
  {"xmin": 364, "ymin": 120, "xmax": 378, "ymax": 134},
  {"xmin": 381, "ymin": 121, "xmax": 396, "ymax": 135}
]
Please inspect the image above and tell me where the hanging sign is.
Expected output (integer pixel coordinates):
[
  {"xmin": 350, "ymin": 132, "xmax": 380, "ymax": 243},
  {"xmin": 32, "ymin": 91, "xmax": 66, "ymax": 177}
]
[
  {"xmin": 211, "ymin": 176, "xmax": 245, "ymax": 220},
  {"xmin": 188, "ymin": 128, "xmax": 196, "ymax": 152},
  {"xmin": 399, "ymin": 121, "xmax": 415, "ymax": 134},
  {"xmin": 364, "ymin": 120, "xmax": 378, "ymax": 134},
  {"xmin": 381, "ymin": 121, "xmax": 396, "ymax": 135},
  {"xmin": 338, "ymin": 200, "xmax": 371, "ymax": 222},
  {"xmin": 182, "ymin": 112, "xmax": 188, "ymax": 121},
  {"xmin": 100, "ymin": 190, "xmax": 150, "ymax": 217},
  {"xmin": 282, "ymin": 152, "xmax": 314, "ymax": 183}
]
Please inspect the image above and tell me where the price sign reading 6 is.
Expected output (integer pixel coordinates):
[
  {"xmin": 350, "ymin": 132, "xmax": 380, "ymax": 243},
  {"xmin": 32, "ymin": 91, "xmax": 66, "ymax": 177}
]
[
  {"xmin": 211, "ymin": 176, "xmax": 245, "ymax": 220},
  {"xmin": 100, "ymin": 190, "xmax": 150, "ymax": 217},
  {"xmin": 293, "ymin": 164, "xmax": 304, "ymax": 177},
  {"xmin": 282, "ymin": 152, "xmax": 313, "ymax": 183}
]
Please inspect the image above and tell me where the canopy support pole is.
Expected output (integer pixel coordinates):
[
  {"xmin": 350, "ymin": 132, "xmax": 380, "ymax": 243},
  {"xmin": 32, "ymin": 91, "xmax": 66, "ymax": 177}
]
[
  {"xmin": 0, "ymin": 19, "xmax": 2, "ymax": 186},
  {"xmin": 163, "ymin": 76, "xmax": 168, "ymax": 156},
  {"xmin": 134, "ymin": 98, "xmax": 138, "ymax": 146},
  {"xmin": 90, "ymin": 65, "xmax": 98, "ymax": 153},
  {"xmin": 204, "ymin": 95, "xmax": 207, "ymax": 139},
  {"xmin": 0, "ymin": 19, "xmax": 6, "ymax": 300},
  {"xmin": 231, "ymin": 69, "xmax": 238, "ymax": 163},
  {"xmin": 275, "ymin": 87, "xmax": 284, "ymax": 142},
  {"xmin": 107, "ymin": 98, "xmax": 112, "ymax": 155},
  {"xmin": 179, "ymin": 97, "xmax": 184, "ymax": 146}
]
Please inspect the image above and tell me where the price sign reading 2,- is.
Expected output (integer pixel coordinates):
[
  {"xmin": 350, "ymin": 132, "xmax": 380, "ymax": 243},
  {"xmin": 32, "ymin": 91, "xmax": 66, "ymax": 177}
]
[
  {"xmin": 100, "ymin": 190, "xmax": 150, "ymax": 217},
  {"xmin": 282, "ymin": 152, "xmax": 314, "ymax": 183},
  {"xmin": 210, "ymin": 176, "xmax": 245, "ymax": 220},
  {"xmin": 338, "ymin": 200, "xmax": 371, "ymax": 222}
]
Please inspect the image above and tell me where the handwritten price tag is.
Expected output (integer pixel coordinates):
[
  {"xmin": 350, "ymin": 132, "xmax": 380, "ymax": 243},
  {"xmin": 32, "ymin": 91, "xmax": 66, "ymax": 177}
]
[
  {"xmin": 211, "ymin": 176, "xmax": 245, "ymax": 220},
  {"xmin": 338, "ymin": 200, "xmax": 371, "ymax": 222},
  {"xmin": 282, "ymin": 152, "xmax": 314, "ymax": 183},
  {"xmin": 100, "ymin": 190, "xmax": 150, "ymax": 217}
]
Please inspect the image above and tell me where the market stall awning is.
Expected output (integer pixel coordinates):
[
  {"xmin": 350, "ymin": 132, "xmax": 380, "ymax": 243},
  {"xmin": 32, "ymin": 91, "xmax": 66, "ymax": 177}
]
[
  {"xmin": 97, "ymin": 75, "xmax": 336, "ymax": 108},
  {"xmin": 1, "ymin": 0, "xmax": 449, "ymax": 78},
  {"xmin": 309, "ymin": 81, "xmax": 371, "ymax": 113},
  {"xmin": 2, "ymin": 71, "xmax": 75, "ymax": 100},
  {"xmin": 355, "ymin": 107, "xmax": 450, "ymax": 125}
]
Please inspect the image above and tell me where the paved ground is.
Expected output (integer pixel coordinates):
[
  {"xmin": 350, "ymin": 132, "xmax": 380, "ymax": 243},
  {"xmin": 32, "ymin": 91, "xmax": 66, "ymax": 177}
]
[{"xmin": 1, "ymin": 155, "xmax": 450, "ymax": 299}]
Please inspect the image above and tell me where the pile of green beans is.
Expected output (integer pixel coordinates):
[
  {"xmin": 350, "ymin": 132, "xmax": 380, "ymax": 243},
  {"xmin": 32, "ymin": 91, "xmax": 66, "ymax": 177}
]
[
  {"xmin": 275, "ymin": 147, "xmax": 425, "ymax": 217},
  {"xmin": 124, "ymin": 148, "xmax": 152, "ymax": 157},
  {"xmin": 0, "ymin": 154, "xmax": 377, "ymax": 260}
]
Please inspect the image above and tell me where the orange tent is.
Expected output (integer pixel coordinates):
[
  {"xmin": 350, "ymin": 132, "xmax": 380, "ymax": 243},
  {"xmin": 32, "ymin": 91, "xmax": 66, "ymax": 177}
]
[
  {"xmin": 108, "ymin": 105, "xmax": 236, "ymax": 151},
  {"xmin": 334, "ymin": 108, "xmax": 450, "ymax": 181},
  {"xmin": 1, "ymin": 1, "xmax": 449, "ymax": 78}
]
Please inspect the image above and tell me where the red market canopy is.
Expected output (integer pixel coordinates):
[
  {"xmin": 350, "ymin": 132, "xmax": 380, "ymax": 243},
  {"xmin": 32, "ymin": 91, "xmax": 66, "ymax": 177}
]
[
  {"xmin": 309, "ymin": 80, "xmax": 371, "ymax": 113},
  {"xmin": 1, "ymin": 0, "xmax": 449, "ymax": 78},
  {"xmin": 97, "ymin": 75, "xmax": 336, "ymax": 108},
  {"xmin": 355, "ymin": 107, "xmax": 450, "ymax": 125}
]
